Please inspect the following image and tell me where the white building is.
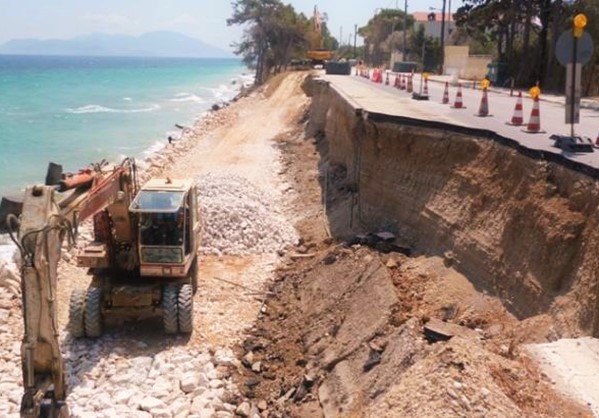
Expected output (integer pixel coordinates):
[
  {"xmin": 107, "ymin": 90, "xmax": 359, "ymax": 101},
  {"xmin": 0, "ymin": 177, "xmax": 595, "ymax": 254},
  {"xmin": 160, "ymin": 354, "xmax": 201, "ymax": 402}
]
[{"xmin": 413, "ymin": 11, "xmax": 455, "ymax": 40}]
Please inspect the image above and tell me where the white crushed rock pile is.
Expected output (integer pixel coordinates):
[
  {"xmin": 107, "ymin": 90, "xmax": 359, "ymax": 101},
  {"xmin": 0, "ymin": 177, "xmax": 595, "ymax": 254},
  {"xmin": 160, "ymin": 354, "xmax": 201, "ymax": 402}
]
[
  {"xmin": 196, "ymin": 172, "xmax": 297, "ymax": 256},
  {"xmin": 0, "ymin": 286, "xmax": 22, "ymax": 418},
  {"xmin": 0, "ymin": 295, "xmax": 245, "ymax": 418},
  {"xmin": 0, "ymin": 235, "xmax": 19, "ymax": 297},
  {"xmin": 65, "ymin": 342, "xmax": 241, "ymax": 418}
]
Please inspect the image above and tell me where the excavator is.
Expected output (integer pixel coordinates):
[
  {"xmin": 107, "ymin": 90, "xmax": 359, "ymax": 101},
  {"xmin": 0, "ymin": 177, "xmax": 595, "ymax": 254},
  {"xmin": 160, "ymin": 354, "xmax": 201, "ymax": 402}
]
[
  {"xmin": 5, "ymin": 157, "xmax": 202, "ymax": 417},
  {"xmin": 307, "ymin": 5, "xmax": 333, "ymax": 65}
]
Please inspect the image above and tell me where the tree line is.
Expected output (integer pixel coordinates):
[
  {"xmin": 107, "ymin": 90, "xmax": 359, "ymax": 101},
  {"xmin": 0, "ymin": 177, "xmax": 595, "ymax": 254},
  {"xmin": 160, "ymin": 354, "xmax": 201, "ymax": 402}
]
[
  {"xmin": 228, "ymin": 0, "xmax": 336, "ymax": 85},
  {"xmin": 454, "ymin": 0, "xmax": 599, "ymax": 93},
  {"xmin": 228, "ymin": 1, "xmax": 599, "ymax": 95}
]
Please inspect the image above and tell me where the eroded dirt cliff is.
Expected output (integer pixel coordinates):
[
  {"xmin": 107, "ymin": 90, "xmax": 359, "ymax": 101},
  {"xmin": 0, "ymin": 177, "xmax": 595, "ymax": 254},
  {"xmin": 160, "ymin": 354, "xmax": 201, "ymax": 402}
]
[
  {"xmin": 308, "ymin": 76, "xmax": 599, "ymax": 339},
  {"xmin": 233, "ymin": 73, "xmax": 596, "ymax": 418}
]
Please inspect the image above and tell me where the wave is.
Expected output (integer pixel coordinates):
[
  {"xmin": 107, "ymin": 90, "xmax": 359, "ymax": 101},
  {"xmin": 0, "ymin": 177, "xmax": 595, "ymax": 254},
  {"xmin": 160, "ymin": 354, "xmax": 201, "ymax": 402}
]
[
  {"xmin": 169, "ymin": 93, "xmax": 206, "ymax": 104},
  {"xmin": 123, "ymin": 97, "xmax": 132, "ymax": 101},
  {"xmin": 65, "ymin": 104, "xmax": 160, "ymax": 114},
  {"xmin": 237, "ymin": 73, "xmax": 255, "ymax": 87},
  {"xmin": 202, "ymin": 84, "xmax": 237, "ymax": 101}
]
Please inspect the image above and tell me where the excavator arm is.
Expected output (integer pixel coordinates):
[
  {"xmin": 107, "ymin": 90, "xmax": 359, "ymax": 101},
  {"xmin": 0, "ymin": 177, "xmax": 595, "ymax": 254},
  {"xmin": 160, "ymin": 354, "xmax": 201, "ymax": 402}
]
[{"xmin": 15, "ymin": 185, "xmax": 70, "ymax": 418}]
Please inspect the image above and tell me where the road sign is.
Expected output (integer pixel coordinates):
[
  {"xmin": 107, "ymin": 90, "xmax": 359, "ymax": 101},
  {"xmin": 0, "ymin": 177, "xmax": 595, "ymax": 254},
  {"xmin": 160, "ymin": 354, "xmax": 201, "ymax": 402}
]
[
  {"xmin": 565, "ymin": 63, "xmax": 582, "ymax": 124},
  {"xmin": 555, "ymin": 31, "xmax": 593, "ymax": 66}
]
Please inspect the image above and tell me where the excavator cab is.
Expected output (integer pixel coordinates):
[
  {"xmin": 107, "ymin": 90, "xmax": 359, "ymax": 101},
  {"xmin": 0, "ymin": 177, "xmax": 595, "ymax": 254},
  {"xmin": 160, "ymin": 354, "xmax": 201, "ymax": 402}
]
[{"xmin": 130, "ymin": 178, "xmax": 200, "ymax": 281}]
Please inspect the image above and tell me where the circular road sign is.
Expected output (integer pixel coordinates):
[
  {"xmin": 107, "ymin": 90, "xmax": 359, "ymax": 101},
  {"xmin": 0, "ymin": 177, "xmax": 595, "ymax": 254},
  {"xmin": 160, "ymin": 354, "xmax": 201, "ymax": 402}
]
[{"xmin": 555, "ymin": 30, "xmax": 594, "ymax": 66}]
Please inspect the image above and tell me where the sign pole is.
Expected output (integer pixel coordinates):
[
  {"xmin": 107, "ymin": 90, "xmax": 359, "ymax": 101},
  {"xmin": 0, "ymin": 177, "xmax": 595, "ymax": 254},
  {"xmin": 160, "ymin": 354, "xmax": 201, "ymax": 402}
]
[
  {"xmin": 570, "ymin": 34, "xmax": 578, "ymax": 137},
  {"xmin": 551, "ymin": 14, "xmax": 595, "ymax": 153}
]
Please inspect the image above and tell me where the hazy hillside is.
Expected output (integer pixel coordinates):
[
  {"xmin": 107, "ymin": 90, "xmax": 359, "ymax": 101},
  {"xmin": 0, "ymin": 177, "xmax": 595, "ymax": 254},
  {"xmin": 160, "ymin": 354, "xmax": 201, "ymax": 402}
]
[{"xmin": 0, "ymin": 31, "xmax": 232, "ymax": 58}]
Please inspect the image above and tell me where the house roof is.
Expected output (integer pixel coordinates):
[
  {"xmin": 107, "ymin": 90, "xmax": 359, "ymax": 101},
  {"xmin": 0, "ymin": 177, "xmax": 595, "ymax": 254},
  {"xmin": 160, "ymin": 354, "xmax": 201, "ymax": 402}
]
[{"xmin": 413, "ymin": 11, "xmax": 454, "ymax": 23}]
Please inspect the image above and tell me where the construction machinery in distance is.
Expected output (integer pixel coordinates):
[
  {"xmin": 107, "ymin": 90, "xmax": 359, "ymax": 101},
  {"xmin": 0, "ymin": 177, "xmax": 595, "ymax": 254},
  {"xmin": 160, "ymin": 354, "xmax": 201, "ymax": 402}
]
[
  {"xmin": 307, "ymin": 5, "xmax": 333, "ymax": 65},
  {"xmin": 5, "ymin": 157, "xmax": 202, "ymax": 417}
]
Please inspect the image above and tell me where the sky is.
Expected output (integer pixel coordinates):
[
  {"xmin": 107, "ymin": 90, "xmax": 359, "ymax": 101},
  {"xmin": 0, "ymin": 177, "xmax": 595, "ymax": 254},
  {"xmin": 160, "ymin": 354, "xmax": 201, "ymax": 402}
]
[{"xmin": 0, "ymin": 0, "xmax": 465, "ymax": 51}]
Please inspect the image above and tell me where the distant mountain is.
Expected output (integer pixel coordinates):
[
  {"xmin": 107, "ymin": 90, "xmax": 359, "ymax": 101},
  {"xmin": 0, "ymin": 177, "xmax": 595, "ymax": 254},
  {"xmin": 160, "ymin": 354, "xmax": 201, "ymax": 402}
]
[{"xmin": 0, "ymin": 31, "xmax": 233, "ymax": 58}]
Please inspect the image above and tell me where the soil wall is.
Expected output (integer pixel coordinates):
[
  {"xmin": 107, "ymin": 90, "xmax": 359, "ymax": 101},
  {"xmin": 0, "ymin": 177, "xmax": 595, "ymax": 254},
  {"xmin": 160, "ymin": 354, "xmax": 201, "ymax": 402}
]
[{"xmin": 306, "ymin": 77, "xmax": 599, "ymax": 337}]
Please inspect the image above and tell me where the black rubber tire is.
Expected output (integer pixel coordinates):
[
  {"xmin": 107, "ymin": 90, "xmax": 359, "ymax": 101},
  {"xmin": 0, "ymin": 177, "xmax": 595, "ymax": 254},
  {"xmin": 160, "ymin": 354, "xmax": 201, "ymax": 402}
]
[
  {"xmin": 84, "ymin": 287, "xmax": 103, "ymax": 338},
  {"xmin": 177, "ymin": 284, "xmax": 194, "ymax": 334},
  {"xmin": 162, "ymin": 284, "xmax": 179, "ymax": 334},
  {"xmin": 189, "ymin": 257, "xmax": 198, "ymax": 294},
  {"xmin": 68, "ymin": 288, "xmax": 86, "ymax": 338}
]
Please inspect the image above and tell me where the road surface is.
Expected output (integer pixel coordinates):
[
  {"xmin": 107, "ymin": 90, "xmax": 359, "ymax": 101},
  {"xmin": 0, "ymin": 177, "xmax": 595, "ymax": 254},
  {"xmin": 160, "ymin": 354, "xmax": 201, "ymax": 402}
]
[{"xmin": 322, "ymin": 73, "xmax": 599, "ymax": 169}]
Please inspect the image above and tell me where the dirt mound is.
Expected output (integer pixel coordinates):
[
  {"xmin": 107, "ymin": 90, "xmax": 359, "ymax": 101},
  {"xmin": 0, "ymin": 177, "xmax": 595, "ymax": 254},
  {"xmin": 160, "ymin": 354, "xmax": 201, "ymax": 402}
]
[{"xmin": 237, "ymin": 244, "xmax": 591, "ymax": 418}]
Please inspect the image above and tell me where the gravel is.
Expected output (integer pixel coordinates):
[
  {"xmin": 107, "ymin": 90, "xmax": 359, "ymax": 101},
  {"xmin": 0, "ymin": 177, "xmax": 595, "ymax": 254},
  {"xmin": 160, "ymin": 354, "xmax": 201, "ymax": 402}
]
[
  {"xmin": 196, "ymin": 172, "xmax": 297, "ymax": 256},
  {"xmin": 0, "ymin": 299, "xmax": 245, "ymax": 418}
]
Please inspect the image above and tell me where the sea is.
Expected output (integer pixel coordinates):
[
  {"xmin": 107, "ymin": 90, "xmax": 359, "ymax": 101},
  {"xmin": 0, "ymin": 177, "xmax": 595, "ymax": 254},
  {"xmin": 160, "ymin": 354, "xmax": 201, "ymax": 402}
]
[{"xmin": 0, "ymin": 54, "xmax": 250, "ymax": 265}]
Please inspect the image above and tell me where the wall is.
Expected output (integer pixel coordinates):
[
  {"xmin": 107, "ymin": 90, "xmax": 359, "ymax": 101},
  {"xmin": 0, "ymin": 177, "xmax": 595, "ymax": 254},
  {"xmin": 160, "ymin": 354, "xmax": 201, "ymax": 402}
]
[
  {"xmin": 464, "ymin": 55, "xmax": 493, "ymax": 80},
  {"xmin": 443, "ymin": 46, "xmax": 492, "ymax": 80}
]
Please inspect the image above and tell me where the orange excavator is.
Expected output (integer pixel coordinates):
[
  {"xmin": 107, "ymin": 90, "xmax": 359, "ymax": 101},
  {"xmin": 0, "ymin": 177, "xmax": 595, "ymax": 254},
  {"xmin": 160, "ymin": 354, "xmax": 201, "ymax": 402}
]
[
  {"xmin": 307, "ymin": 5, "xmax": 333, "ymax": 64},
  {"xmin": 6, "ymin": 158, "xmax": 202, "ymax": 417}
]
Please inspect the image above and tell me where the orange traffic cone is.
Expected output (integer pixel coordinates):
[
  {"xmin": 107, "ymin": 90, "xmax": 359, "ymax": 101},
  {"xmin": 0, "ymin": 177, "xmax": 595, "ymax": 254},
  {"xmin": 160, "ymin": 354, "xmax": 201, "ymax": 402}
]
[
  {"xmin": 506, "ymin": 92, "xmax": 524, "ymax": 126},
  {"xmin": 423, "ymin": 77, "xmax": 429, "ymax": 96},
  {"xmin": 476, "ymin": 88, "xmax": 490, "ymax": 117},
  {"xmin": 407, "ymin": 75, "xmax": 413, "ymax": 93},
  {"xmin": 394, "ymin": 74, "xmax": 400, "ymax": 88},
  {"xmin": 451, "ymin": 84, "xmax": 466, "ymax": 109},
  {"xmin": 377, "ymin": 69, "xmax": 383, "ymax": 83},
  {"xmin": 400, "ymin": 74, "xmax": 406, "ymax": 90},
  {"xmin": 442, "ymin": 82, "xmax": 450, "ymax": 104},
  {"xmin": 522, "ymin": 96, "xmax": 545, "ymax": 133}
]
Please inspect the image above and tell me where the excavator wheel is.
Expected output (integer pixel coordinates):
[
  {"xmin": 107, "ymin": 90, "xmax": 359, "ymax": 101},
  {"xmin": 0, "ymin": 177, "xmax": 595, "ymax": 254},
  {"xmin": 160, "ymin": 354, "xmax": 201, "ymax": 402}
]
[
  {"xmin": 190, "ymin": 257, "xmax": 198, "ymax": 294},
  {"xmin": 177, "ymin": 284, "xmax": 194, "ymax": 333},
  {"xmin": 84, "ymin": 287, "xmax": 103, "ymax": 338},
  {"xmin": 68, "ymin": 289, "xmax": 86, "ymax": 338},
  {"xmin": 162, "ymin": 284, "xmax": 179, "ymax": 334}
]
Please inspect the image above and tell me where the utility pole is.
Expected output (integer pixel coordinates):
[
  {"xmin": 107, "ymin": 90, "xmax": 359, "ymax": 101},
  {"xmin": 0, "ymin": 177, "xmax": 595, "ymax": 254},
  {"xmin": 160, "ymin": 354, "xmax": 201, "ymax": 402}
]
[
  {"xmin": 439, "ymin": 0, "xmax": 447, "ymax": 74},
  {"xmin": 403, "ymin": 0, "xmax": 408, "ymax": 61},
  {"xmin": 340, "ymin": 27, "xmax": 343, "ymax": 48},
  {"xmin": 354, "ymin": 24, "xmax": 358, "ymax": 59}
]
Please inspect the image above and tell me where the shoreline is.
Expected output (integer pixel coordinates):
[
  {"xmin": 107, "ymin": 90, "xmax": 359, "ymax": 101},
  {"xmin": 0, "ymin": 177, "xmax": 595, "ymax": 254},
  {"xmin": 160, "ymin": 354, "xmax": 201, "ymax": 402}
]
[
  {"xmin": 0, "ymin": 58, "xmax": 253, "ymax": 199},
  {"xmin": 136, "ymin": 74, "xmax": 255, "ymax": 183}
]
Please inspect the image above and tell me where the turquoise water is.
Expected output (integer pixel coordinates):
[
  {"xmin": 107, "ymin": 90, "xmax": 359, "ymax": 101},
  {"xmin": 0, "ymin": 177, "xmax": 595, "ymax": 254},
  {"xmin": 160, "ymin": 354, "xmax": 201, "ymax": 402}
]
[{"xmin": 0, "ymin": 55, "xmax": 248, "ymax": 197}]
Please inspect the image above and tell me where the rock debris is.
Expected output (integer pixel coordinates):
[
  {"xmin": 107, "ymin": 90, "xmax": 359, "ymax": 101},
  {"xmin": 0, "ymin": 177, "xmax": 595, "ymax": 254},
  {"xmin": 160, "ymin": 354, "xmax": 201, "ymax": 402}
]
[{"xmin": 196, "ymin": 172, "xmax": 297, "ymax": 256}]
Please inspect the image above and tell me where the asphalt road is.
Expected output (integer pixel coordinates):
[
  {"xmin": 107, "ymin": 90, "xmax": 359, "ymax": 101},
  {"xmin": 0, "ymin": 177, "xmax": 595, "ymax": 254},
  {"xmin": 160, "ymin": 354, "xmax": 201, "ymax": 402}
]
[{"xmin": 322, "ymin": 73, "xmax": 599, "ymax": 169}]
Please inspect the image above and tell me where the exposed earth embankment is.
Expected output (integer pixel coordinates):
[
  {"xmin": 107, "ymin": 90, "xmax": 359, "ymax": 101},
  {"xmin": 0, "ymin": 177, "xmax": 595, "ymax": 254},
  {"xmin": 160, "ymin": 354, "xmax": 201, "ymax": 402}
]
[
  {"xmin": 307, "ymin": 76, "xmax": 599, "ymax": 338},
  {"xmin": 234, "ymin": 75, "xmax": 599, "ymax": 418}
]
